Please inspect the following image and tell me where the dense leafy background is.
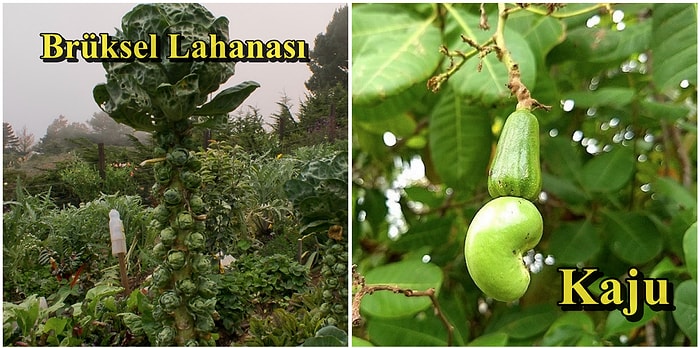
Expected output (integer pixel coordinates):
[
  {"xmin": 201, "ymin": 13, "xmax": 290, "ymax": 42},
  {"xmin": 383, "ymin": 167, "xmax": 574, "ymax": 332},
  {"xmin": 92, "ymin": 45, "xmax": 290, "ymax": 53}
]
[{"xmin": 352, "ymin": 3, "xmax": 696, "ymax": 346}]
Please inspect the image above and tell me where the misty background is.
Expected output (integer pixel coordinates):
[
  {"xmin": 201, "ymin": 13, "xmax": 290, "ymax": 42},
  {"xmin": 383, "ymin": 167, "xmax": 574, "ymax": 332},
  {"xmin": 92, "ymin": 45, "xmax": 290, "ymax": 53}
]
[{"xmin": 2, "ymin": 3, "xmax": 345, "ymax": 144}]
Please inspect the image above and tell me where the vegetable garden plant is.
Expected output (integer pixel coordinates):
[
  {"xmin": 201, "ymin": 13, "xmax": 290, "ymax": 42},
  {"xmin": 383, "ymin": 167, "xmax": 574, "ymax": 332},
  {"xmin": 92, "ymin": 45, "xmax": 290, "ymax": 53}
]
[
  {"xmin": 93, "ymin": 4, "xmax": 258, "ymax": 346},
  {"xmin": 352, "ymin": 3, "xmax": 696, "ymax": 346}
]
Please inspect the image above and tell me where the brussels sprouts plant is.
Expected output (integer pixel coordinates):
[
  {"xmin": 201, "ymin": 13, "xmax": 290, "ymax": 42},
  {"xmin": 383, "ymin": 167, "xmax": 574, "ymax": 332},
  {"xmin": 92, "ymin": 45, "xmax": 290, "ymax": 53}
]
[{"xmin": 94, "ymin": 3, "xmax": 258, "ymax": 345}]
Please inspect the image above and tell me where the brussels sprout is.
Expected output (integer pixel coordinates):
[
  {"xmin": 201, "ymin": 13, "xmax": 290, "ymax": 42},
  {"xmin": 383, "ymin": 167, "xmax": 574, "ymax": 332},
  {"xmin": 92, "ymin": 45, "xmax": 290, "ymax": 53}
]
[
  {"xmin": 167, "ymin": 148, "xmax": 190, "ymax": 167},
  {"xmin": 151, "ymin": 304, "xmax": 166, "ymax": 321},
  {"xmin": 153, "ymin": 204, "xmax": 171, "ymax": 224},
  {"xmin": 159, "ymin": 291, "xmax": 182, "ymax": 313},
  {"xmin": 199, "ymin": 337, "xmax": 216, "ymax": 347},
  {"xmin": 188, "ymin": 296, "xmax": 216, "ymax": 315},
  {"xmin": 152, "ymin": 267, "xmax": 172, "ymax": 289},
  {"xmin": 325, "ymin": 278, "xmax": 339, "ymax": 288},
  {"xmin": 332, "ymin": 304, "xmax": 345, "ymax": 314},
  {"xmin": 322, "ymin": 290, "xmax": 334, "ymax": 300},
  {"xmin": 330, "ymin": 244, "xmax": 343, "ymax": 252},
  {"xmin": 159, "ymin": 227, "xmax": 177, "ymax": 246},
  {"xmin": 324, "ymin": 255, "xmax": 337, "ymax": 266},
  {"xmin": 180, "ymin": 171, "xmax": 202, "ymax": 190},
  {"xmin": 176, "ymin": 279, "xmax": 198, "ymax": 297},
  {"xmin": 167, "ymin": 250, "xmax": 187, "ymax": 270},
  {"xmin": 163, "ymin": 188, "xmax": 182, "ymax": 206},
  {"xmin": 185, "ymin": 232, "xmax": 206, "ymax": 251},
  {"xmin": 154, "ymin": 163, "xmax": 173, "ymax": 184},
  {"xmin": 156, "ymin": 325, "xmax": 176, "ymax": 346},
  {"xmin": 198, "ymin": 279, "xmax": 218, "ymax": 299},
  {"xmin": 320, "ymin": 303, "xmax": 330, "ymax": 313},
  {"xmin": 185, "ymin": 339, "xmax": 199, "ymax": 347},
  {"xmin": 189, "ymin": 195, "xmax": 206, "ymax": 214},
  {"xmin": 153, "ymin": 243, "xmax": 168, "ymax": 259},
  {"xmin": 176, "ymin": 212, "xmax": 194, "ymax": 230},
  {"xmin": 332, "ymin": 263, "xmax": 346, "ymax": 274},
  {"xmin": 336, "ymin": 251, "xmax": 348, "ymax": 263},
  {"xmin": 192, "ymin": 254, "xmax": 212, "ymax": 275},
  {"xmin": 194, "ymin": 313, "xmax": 215, "ymax": 333}
]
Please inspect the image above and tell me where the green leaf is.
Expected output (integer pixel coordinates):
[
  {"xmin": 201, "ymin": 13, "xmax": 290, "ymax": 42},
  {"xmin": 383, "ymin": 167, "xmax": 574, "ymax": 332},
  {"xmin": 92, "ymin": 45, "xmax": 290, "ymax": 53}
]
[
  {"xmin": 352, "ymin": 4, "xmax": 442, "ymax": 105},
  {"xmin": 542, "ymin": 172, "xmax": 589, "ymax": 206},
  {"xmin": 153, "ymin": 73, "xmax": 199, "ymax": 121},
  {"xmin": 672, "ymin": 280, "xmax": 697, "ymax": 345},
  {"xmin": 548, "ymin": 220, "xmax": 601, "ymax": 265},
  {"xmin": 564, "ymin": 87, "xmax": 635, "ymax": 109},
  {"xmin": 428, "ymin": 87, "xmax": 492, "ymax": 193},
  {"xmin": 361, "ymin": 259, "xmax": 443, "ymax": 319},
  {"xmin": 194, "ymin": 81, "xmax": 260, "ymax": 116},
  {"xmin": 653, "ymin": 177, "xmax": 697, "ymax": 211},
  {"xmin": 468, "ymin": 332, "xmax": 508, "ymax": 346},
  {"xmin": 508, "ymin": 13, "xmax": 566, "ymax": 67},
  {"xmin": 580, "ymin": 146, "xmax": 635, "ymax": 193},
  {"xmin": 444, "ymin": 6, "xmax": 536, "ymax": 104},
  {"xmin": 541, "ymin": 136, "xmax": 584, "ymax": 180},
  {"xmin": 366, "ymin": 315, "xmax": 448, "ymax": 346},
  {"xmin": 313, "ymin": 326, "xmax": 347, "ymax": 346},
  {"xmin": 42, "ymin": 317, "xmax": 68, "ymax": 335},
  {"xmin": 639, "ymin": 100, "xmax": 692, "ymax": 123},
  {"xmin": 652, "ymin": 4, "xmax": 697, "ymax": 92},
  {"xmin": 352, "ymin": 336, "xmax": 374, "ymax": 346},
  {"xmin": 484, "ymin": 304, "xmax": 558, "ymax": 339},
  {"xmin": 603, "ymin": 211, "xmax": 663, "ymax": 264},
  {"xmin": 391, "ymin": 218, "xmax": 452, "ymax": 253},
  {"xmin": 650, "ymin": 257, "xmax": 687, "ymax": 279},
  {"xmin": 543, "ymin": 312, "xmax": 598, "ymax": 346},
  {"xmin": 603, "ymin": 303, "xmax": 657, "ymax": 337},
  {"xmin": 588, "ymin": 21, "xmax": 650, "ymax": 63},
  {"xmin": 683, "ymin": 223, "xmax": 697, "ymax": 279},
  {"xmin": 353, "ymin": 82, "xmax": 425, "ymax": 136}
]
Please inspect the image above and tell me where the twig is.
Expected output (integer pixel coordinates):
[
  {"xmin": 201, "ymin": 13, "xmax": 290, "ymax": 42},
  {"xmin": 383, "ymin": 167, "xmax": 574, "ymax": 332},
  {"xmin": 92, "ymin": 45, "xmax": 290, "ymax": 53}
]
[
  {"xmin": 352, "ymin": 265, "xmax": 455, "ymax": 346},
  {"xmin": 668, "ymin": 123, "xmax": 693, "ymax": 188},
  {"xmin": 479, "ymin": 3, "xmax": 490, "ymax": 30},
  {"xmin": 494, "ymin": 3, "xmax": 551, "ymax": 111},
  {"xmin": 521, "ymin": 3, "xmax": 611, "ymax": 18},
  {"xmin": 427, "ymin": 37, "xmax": 494, "ymax": 93}
]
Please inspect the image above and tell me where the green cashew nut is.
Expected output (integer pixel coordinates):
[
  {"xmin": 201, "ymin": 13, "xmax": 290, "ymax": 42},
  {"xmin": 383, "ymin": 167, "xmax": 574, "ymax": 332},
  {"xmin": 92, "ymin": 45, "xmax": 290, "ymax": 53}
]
[{"xmin": 464, "ymin": 196, "xmax": 543, "ymax": 301}]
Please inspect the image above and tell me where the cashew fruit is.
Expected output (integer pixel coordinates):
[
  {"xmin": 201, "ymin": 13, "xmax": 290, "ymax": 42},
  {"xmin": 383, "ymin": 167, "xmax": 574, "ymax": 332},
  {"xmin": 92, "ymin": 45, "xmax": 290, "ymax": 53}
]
[
  {"xmin": 488, "ymin": 109, "xmax": 541, "ymax": 201},
  {"xmin": 464, "ymin": 196, "xmax": 543, "ymax": 301}
]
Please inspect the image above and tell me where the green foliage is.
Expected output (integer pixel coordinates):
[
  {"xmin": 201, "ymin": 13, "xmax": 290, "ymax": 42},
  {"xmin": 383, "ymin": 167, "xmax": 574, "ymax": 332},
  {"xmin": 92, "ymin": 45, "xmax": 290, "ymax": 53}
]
[
  {"xmin": 58, "ymin": 158, "xmax": 141, "ymax": 203},
  {"xmin": 3, "ymin": 192, "xmax": 152, "ymax": 302},
  {"xmin": 284, "ymin": 151, "xmax": 348, "ymax": 236},
  {"xmin": 352, "ymin": 3, "xmax": 696, "ymax": 346},
  {"xmin": 215, "ymin": 253, "xmax": 310, "ymax": 336},
  {"xmin": 302, "ymin": 325, "xmax": 348, "ymax": 346},
  {"xmin": 3, "ymin": 292, "xmax": 75, "ymax": 346}
]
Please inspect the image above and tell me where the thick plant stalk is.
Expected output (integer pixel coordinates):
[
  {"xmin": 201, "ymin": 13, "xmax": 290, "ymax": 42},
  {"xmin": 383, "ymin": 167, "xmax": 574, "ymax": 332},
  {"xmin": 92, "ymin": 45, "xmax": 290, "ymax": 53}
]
[{"xmin": 150, "ymin": 125, "xmax": 216, "ymax": 346}]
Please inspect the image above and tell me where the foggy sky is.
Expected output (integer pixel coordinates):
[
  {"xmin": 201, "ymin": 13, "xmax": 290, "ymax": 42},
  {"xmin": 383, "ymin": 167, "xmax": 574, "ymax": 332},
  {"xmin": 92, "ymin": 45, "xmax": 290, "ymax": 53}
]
[{"xmin": 2, "ymin": 2, "xmax": 345, "ymax": 142}]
